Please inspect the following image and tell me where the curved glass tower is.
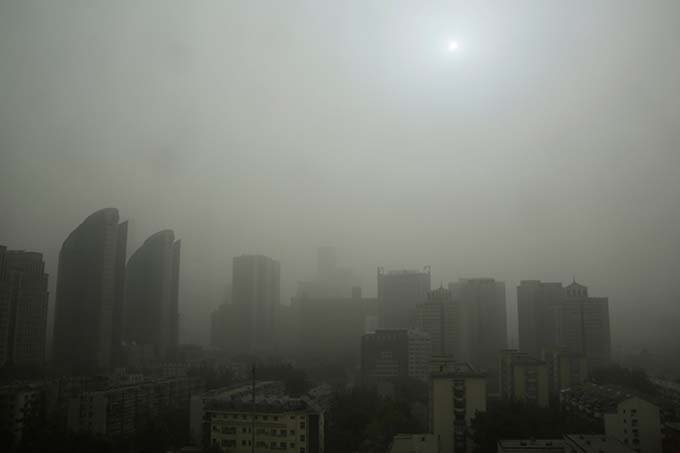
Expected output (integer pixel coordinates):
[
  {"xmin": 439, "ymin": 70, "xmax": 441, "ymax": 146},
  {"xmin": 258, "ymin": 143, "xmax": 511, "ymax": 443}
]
[
  {"xmin": 53, "ymin": 208, "xmax": 127, "ymax": 374},
  {"xmin": 124, "ymin": 230, "xmax": 180, "ymax": 362}
]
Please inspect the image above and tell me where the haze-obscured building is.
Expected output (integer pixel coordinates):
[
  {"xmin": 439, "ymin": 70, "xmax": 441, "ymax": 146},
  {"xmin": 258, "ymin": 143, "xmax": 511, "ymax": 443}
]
[
  {"xmin": 231, "ymin": 255, "xmax": 280, "ymax": 355},
  {"xmin": 499, "ymin": 349, "xmax": 550, "ymax": 407},
  {"xmin": 449, "ymin": 278, "xmax": 507, "ymax": 370},
  {"xmin": 414, "ymin": 287, "xmax": 458, "ymax": 357},
  {"xmin": 67, "ymin": 375, "xmax": 203, "ymax": 439},
  {"xmin": 53, "ymin": 208, "xmax": 127, "ymax": 375},
  {"xmin": 517, "ymin": 280, "xmax": 611, "ymax": 369},
  {"xmin": 543, "ymin": 350, "xmax": 588, "ymax": 396},
  {"xmin": 124, "ymin": 230, "xmax": 181, "ymax": 363},
  {"xmin": 292, "ymin": 290, "xmax": 375, "ymax": 367},
  {"xmin": 361, "ymin": 329, "xmax": 431, "ymax": 382},
  {"xmin": 0, "ymin": 246, "xmax": 49, "ymax": 369},
  {"xmin": 296, "ymin": 247, "xmax": 358, "ymax": 299},
  {"xmin": 558, "ymin": 282, "xmax": 611, "ymax": 369},
  {"xmin": 517, "ymin": 281, "xmax": 564, "ymax": 358},
  {"xmin": 378, "ymin": 267, "xmax": 431, "ymax": 329}
]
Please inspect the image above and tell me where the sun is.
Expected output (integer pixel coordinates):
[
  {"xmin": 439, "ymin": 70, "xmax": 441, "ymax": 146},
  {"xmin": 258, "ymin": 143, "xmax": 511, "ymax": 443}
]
[{"xmin": 448, "ymin": 40, "xmax": 460, "ymax": 52}]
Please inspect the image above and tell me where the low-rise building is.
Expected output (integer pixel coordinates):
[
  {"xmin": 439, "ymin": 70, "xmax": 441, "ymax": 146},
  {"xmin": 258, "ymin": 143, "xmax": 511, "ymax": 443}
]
[
  {"xmin": 499, "ymin": 350, "xmax": 550, "ymax": 407},
  {"xmin": 0, "ymin": 382, "xmax": 44, "ymax": 444},
  {"xmin": 67, "ymin": 376, "xmax": 203, "ymax": 439},
  {"xmin": 389, "ymin": 433, "xmax": 439, "ymax": 453},
  {"xmin": 497, "ymin": 435, "xmax": 635, "ymax": 453},
  {"xmin": 563, "ymin": 434, "xmax": 634, "ymax": 452},
  {"xmin": 195, "ymin": 382, "xmax": 328, "ymax": 453},
  {"xmin": 561, "ymin": 384, "xmax": 662, "ymax": 453},
  {"xmin": 497, "ymin": 438, "xmax": 564, "ymax": 452}
]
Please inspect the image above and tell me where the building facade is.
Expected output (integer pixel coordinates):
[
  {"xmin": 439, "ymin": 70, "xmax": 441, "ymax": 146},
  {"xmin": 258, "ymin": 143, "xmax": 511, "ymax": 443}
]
[
  {"xmin": 232, "ymin": 255, "xmax": 280, "ymax": 354},
  {"xmin": 194, "ymin": 382, "xmax": 328, "ymax": 453},
  {"xmin": 361, "ymin": 329, "xmax": 431, "ymax": 382},
  {"xmin": 449, "ymin": 278, "xmax": 507, "ymax": 370},
  {"xmin": 414, "ymin": 287, "xmax": 458, "ymax": 357},
  {"xmin": 378, "ymin": 268, "xmax": 431, "ymax": 329},
  {"xmin": 431, "ymin": 361, "xmax": 487, "ymax": 453},
  {"xmin": 0, "ymin": 246, "xmax": 49, "ymax": 369},
  {"xmin": 558, "ymin": 282, "xmax": 611, "ymax": 369},
  {"xmin": 499, "ymin": 350, "xmax": 550, "ymax": 407},
  {"xmin": 517, "ymin": 281, "xmax": 564, "ymax": 358},
  {"xmin": 53, "ymin": 208, "xmax": 128, "ymax": 374},
  {"xmin": 518, "ymin": 281, "xmax": 611, "ymax": 369},
  {"xmin": 561, "ymin": 383, "xmax": 663, "ymax": 453},
  {"xmin": 125, "ymin": 230, "xmax": 181, "ymax": 363},
  {"xmin": 67, "ymin": 376, "xmax": 203, "ymax": 439}
]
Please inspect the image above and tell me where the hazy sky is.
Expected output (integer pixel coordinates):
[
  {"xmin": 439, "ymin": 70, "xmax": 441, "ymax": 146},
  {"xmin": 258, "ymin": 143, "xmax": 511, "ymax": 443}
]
[{"xmin": 1, "ymin": 1, "xmax": 679, "ymax": 350}]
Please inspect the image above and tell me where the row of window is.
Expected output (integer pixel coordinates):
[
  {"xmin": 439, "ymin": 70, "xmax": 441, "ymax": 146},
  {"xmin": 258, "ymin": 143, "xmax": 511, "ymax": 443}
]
[
  {"xmin": 217, "ymin": 413, "xmax": 306, "ymax": 421},
  {"xmin": 218, "ymin": 439, "xmax": 307, "ymax": 451}
]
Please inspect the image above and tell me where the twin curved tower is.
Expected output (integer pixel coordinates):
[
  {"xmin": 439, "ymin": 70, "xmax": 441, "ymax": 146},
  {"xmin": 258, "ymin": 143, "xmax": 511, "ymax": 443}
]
[{"xmin": 53, "ymin": 208, "xmax": 180, "ymax": 374}]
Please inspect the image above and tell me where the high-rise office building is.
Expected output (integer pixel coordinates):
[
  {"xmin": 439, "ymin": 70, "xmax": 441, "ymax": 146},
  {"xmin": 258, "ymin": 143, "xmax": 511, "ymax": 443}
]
[
  {"xmin": 558, "ymin": 281, "xmax": 611, "ymax": 368},
  {"xmin": 0, "ymin": 246, "xmax": 49, "ymax": 368},
  {"xmin": 518, "ymin": 280, "xmax": 611, "ymax": 369},
  {"xmin": 414, "ymin": 287, "xmax": 458, "ymax": 357},
  {"xmin": 361, "ymin": 329, "xmax": 431, "ymax": 382},
  {"xmin": 449, "ymin": 278, "xmax": 507, "ymax": 370},
  {"xmin": 517, "ymin": 281, "xmax": 564, "ymax": 358},
  {"xmin": 124, "ymin": 230, "xmax": 180, "ymax": 362},
  {"xmin": 378, "ymin": 267, "xmax": 431, "ymax": 329},
  {"xmin": 232, "ymin": 255, "xmax": 280, "ymax": 354},
  {"xmin": 53, "ymin": 208, "xmax": 127, "ymax": 374},
  {"xmin": 296, "ymin": 247, "xmax": 357, "ymax": 299}
]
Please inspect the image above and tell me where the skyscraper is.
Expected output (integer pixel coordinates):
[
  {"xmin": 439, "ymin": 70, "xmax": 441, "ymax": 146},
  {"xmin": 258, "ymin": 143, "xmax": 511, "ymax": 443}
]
[
  {"xmin": 517, "ymin": 280, "xmax": 611, "ymax": 368},
  {"xmin": 449, "ymin": 278, "xmax": 507, "ymax": 370},
  {"xmin": 124, "ymin": 230, "xmax": 180, "ymax": 362},
  {"xmin": 377, "ymin": 267, "xmax": 431, "ymax": 329},
  {"xmin": 231, "ymin": 254, "xmax": 280, "ymax": 354},
  {"xmin": 361, "ymin": 329, "xmax": 431, "ymax": 382},
  {"xmin": 517, "ymin": 280, "xmax": 564, "ymax": 358},
  {"xmin": 558, "ymin": 281, "xmax": 611, "ymax": 368},
  {"xmin": 0, "ymin": 246, "xmax": 49, "ymax": 369},
  {"xmin": 53, "ymin": 208, "xmax": 127, "ymax": 375},
  {"xmin": 414, "ymin": 286, "xmax": 458, "ymax": 357}
]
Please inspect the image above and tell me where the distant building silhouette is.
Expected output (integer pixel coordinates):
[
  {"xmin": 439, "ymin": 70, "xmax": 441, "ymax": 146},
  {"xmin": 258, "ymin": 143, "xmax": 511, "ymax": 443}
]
[
  {"xmin": 415, "ymin": 286, "xmax": 458, "ymax": 357},
  {"xmin": 517, "ymin": 280, "xmax": 564, "ymax": 358},
  {"xmin": 377, "ymin": 267, "xmax": 431, "ymax": 329},
  {"xmin": 560, "ymin": 281, "xmax": 611, "ymax": 368},
  {"xmin": 53, "ymin": 208, "xmax": 127, "ymax": 375},
  {"xmin": 291, "ymin": 289, "xmax": 376, "ymax": 367},
  {"xmin": 232, "ymin": 254, "xmax": 280, "ymax": 354},
  {"xmin": 517, "ymin": 280, "xmax": 611, "ymax": 368},
  {"xmin": 361, "ymin": 329, "xmax": 431, "ymax": 382},
  {"xmin": 449, "ymin": 278, "xmax": 507, "ymax": 370},
  {"xmin": 296, "ymin": 246, "xmax": 357, "ymax": 299},
  {"xmin": 0, "ymin": 246, "xmax": 49, "ymax": 369},
  {"xmin": 124, "ymin": 230, "xmax": 180, "ymax": 363}
]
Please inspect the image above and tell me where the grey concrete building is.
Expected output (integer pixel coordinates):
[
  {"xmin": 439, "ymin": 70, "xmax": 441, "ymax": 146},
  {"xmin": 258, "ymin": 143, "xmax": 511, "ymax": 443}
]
[
  {"xmin": 378, "ymin": 267, "xmax": 431, "ymax": 329},
  {"xmin": 53, "ymin": 208, "xmax": 127, "ymax": 374},
  {"xmin": 449, "ymin": 278, "xmax": 507, "ymax": 370},
  {"xmin": 124, "ymin": 230, "xmax": 180, "ymax": 363},
  {"xmin": 232, "ymin": 255, "xmax": 280, "ymax": 354},
  {"xmin": 0, "ymin": 246, "xmax": 49, "ymax": 369}
]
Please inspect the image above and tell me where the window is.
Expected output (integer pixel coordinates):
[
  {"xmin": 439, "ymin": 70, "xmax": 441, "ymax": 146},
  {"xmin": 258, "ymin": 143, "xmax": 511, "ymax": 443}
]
[
  {"xmin": 300, "ymin": 422, "xmax": 305, "ymax": 429},
  {"xmin": 300, "ymin": 435, "xmax": 305, "ymax": 441}
]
